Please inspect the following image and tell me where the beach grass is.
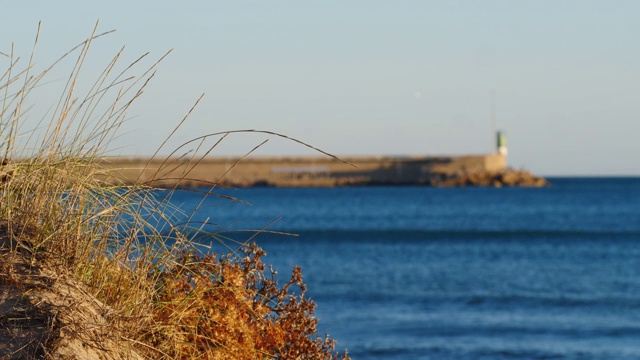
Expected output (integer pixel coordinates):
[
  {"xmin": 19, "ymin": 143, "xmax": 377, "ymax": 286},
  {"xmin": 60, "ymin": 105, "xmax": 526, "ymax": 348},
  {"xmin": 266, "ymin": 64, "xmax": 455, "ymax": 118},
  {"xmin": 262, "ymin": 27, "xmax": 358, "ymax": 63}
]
[{"xmin": 0, "ymin": 22, "xmax": 349, "ymax": 359}]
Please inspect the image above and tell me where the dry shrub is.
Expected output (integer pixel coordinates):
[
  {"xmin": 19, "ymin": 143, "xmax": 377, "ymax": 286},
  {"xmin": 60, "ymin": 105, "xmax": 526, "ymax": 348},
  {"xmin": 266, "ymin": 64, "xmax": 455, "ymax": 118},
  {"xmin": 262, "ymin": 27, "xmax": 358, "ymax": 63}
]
[
  {"xmin": 149, "ymin": 243, "xmax": 349, "ymax": 359},
  {"xmin": 0, "ymin": 23, "xmax": 349, "ymax": 359}
]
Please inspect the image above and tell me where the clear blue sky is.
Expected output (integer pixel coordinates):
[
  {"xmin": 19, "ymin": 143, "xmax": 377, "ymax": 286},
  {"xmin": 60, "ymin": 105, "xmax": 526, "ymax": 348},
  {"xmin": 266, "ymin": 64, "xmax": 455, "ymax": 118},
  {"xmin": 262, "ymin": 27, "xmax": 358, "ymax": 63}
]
[{"xmin": 2, "ymin": 1, "xmax": 640, "ymax": 175}]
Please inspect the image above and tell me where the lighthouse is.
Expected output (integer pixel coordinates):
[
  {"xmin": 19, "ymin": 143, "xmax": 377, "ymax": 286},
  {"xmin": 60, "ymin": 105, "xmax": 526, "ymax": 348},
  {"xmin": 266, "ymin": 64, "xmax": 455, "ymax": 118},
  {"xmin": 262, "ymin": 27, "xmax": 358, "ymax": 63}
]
[{"xmin": 496, "ymin": 131, "xmax": 508, "ymax": 156}]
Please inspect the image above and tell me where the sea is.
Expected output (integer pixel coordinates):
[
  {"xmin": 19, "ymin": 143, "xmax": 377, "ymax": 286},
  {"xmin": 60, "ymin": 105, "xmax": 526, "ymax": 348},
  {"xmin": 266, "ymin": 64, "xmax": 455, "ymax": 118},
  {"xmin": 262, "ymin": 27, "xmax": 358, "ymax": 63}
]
[{"xmin": 164, "ymin": 177, "xmax": 640, "ymax": 359}]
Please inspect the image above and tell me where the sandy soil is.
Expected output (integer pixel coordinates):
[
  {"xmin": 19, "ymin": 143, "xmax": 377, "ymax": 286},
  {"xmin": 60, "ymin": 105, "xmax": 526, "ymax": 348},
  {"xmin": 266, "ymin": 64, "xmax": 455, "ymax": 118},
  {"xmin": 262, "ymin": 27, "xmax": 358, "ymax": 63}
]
[{"xmin": 0, "ymin": 230, "xmax": 142, "ymax": 360}]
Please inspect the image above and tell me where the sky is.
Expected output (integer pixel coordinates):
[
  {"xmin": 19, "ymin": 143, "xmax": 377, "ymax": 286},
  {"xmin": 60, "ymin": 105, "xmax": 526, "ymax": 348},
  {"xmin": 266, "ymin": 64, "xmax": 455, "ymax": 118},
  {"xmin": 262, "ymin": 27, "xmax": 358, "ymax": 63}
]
[{"xmin": 1, "ymin": 1, "xmax": 640, "ymax": 176}]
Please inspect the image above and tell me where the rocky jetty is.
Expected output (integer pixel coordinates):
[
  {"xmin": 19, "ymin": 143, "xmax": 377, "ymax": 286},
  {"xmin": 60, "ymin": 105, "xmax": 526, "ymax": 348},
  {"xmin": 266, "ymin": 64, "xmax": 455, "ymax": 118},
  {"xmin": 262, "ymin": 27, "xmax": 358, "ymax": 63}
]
[
  {"xmin": 209, "ymin": 169, "xmax": 549, "ymax": 187},
  {"xmin": 429, "ymin": 169, "xmax": 549, "ymax": 187},
  {"xmin": 101, "ymin": 156, "xmax": 548, "ymax": 188}
]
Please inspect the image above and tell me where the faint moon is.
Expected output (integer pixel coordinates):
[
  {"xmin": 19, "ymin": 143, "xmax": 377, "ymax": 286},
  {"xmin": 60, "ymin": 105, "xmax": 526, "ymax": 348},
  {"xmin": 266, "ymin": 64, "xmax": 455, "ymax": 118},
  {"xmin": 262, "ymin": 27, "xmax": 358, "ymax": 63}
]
[{"xmin": 414, "ymin": 91, "xmax": 422, "ymax": 99}]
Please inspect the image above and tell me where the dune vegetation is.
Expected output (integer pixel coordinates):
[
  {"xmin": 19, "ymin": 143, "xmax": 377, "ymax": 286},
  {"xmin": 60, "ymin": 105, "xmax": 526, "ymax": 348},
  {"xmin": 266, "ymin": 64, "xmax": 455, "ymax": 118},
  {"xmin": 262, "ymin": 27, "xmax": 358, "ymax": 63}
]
[{"xmin": 0, "ymin": 23, "xmax": 349, "ymax": 359}]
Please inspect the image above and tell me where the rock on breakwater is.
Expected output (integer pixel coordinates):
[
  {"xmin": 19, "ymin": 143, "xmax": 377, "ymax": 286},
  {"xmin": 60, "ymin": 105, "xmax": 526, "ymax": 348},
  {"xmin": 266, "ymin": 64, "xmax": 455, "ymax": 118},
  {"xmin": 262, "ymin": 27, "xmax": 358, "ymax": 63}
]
[{"xmin": 428, "ymin": 169, "xmax": 549, "ymax": 187}]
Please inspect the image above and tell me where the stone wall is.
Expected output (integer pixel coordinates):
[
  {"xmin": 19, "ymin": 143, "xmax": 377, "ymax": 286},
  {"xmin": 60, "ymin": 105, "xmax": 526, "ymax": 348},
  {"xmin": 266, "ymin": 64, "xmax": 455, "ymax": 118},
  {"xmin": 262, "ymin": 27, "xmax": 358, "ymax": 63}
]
[{"xmin": 99, "ymin": 154, "xmax": 509, "ymax": 187}]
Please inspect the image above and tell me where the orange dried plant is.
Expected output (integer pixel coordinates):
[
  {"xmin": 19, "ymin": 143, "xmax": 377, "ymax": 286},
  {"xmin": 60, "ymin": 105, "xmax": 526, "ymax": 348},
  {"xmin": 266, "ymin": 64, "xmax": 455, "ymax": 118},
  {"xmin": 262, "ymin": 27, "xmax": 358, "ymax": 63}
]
[{"xmin": 148, "ymin": 243, "xmax": 350, "ymax": 359}]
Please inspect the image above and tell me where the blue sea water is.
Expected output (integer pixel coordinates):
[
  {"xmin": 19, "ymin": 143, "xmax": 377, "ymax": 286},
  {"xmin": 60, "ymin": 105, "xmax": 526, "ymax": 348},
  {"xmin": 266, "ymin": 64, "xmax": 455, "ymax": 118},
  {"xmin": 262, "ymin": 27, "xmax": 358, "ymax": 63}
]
[{"xmin": 166, "ymin": 178, "xmax": 640, "ymax": 359}]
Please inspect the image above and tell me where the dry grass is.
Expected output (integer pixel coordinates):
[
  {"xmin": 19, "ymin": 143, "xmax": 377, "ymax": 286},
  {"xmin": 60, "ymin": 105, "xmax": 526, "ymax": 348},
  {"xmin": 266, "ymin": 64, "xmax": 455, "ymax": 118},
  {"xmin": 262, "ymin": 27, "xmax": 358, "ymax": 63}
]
[{"xmin": 0, "ymin": 22, "xmax": 349, "ymax": 359}]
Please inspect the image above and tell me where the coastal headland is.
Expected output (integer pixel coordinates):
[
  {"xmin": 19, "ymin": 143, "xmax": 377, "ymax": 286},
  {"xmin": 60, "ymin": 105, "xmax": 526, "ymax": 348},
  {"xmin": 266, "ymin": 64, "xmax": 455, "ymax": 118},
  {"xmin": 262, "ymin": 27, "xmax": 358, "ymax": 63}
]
[{"xmin": 99, "ymin": 153, "xmax": 548, "ymax": 188}]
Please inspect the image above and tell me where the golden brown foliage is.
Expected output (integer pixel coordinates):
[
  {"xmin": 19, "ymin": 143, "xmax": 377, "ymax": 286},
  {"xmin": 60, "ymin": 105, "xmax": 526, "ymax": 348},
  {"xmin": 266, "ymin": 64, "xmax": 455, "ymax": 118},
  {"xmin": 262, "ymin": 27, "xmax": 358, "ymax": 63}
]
[{"xmin": 149, "ymin": 243, "xmax": 349, "ymax": 359}]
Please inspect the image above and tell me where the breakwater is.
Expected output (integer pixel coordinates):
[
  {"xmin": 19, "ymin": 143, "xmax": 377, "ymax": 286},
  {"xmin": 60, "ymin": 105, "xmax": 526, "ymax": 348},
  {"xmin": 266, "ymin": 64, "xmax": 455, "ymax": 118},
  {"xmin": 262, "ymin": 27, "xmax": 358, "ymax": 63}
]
[{"xmin": 98, "ymin": 153, "xmax": 547, "ymax": 187}]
